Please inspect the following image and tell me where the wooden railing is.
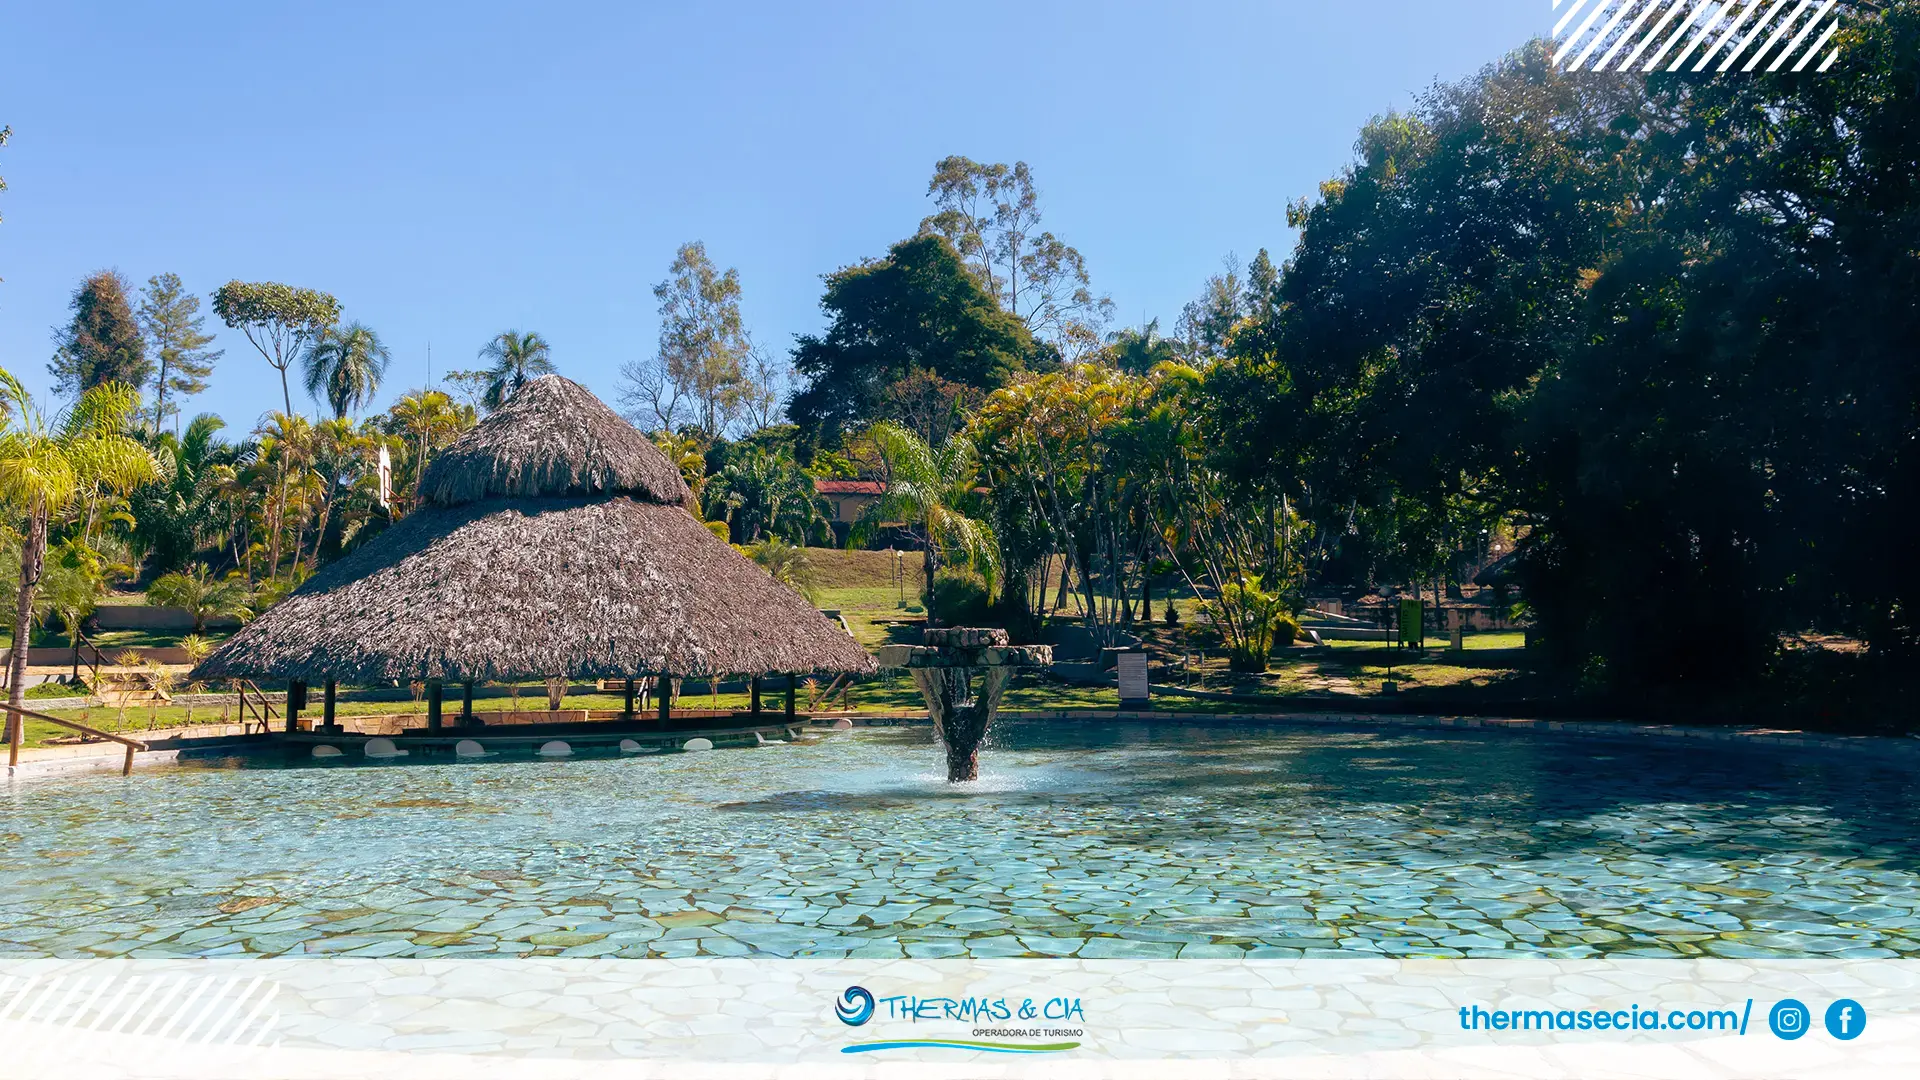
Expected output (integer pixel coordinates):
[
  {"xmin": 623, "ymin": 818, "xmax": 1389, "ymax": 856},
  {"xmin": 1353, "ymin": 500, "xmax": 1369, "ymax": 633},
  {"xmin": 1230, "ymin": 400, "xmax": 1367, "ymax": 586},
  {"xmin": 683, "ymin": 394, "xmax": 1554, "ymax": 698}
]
[
  {"xmin": 233, "ymin": 679, "xmax": 280, "ymax": 734},
  {"xmin": 5, "ymin": 702, "xmax": 148, "ymax": 775},
  {"xmin": 71, "ymin": 625, "xmax": 107, "ymax": 688}
]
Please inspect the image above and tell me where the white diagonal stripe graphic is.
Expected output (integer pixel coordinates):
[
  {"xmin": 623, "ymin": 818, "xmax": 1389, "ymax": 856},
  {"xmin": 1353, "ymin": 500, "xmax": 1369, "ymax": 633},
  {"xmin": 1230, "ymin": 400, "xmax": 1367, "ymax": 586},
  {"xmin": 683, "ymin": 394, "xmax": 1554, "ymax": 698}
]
[
  {"xmin": 1816, "ymin": 45, "xmax": 1838, "ymax": 70},
  {"xmin": 1793, "ymin": 21, "xmax": 1837, "ymax": 70},
  {"xmin": 1573, "ymin": 0, "xmax": 1638, "ymax": 68},
  {"xmin": 1770, "ymin": 0, "xmax": 1832, "ymax": 70},
  {"xmin": 1599, "ymin": 0, "xmax": 1663, "ymax": 69},
  {"xmin": 0, "ymin": 975, "xmax": 38, "ymax": 1022},
  {"xmin": 1668, "ymin": 3, "xmax": 1727, "ymax": 69},
  {"xmin": 223, "ymin": 978, "xmax": 279, "ymax": 1046},
  {"xmin": 174, "ymin": 976, "xmax": 231, "ymax": 1045},
  {"xmin": 1746, "ymin": 0, "xmax": 1810, "ymax": 70},
  {"xmin": 1557, "ymin": 0, "xmax": 1614, "ymax": 64},
  {"xmin": 194, "ymin": 975, "xmax": 262, "ymax": 1045},
  {"xmin": 1623, "ymin": 0, "xmax": 1690, "ymax": 69},
  {"xmin": 1696, "ymin": 0, "xmax": 1761, "ymax": 69},
  {"xmin": 1555, "ymin": 0, "xmax": 1594, "ymax": 36},
  {"xmin": 1645, "ymin": 0, "xmax": 1712, "ymax": 70},
  {"xmin": 127, "ymin": 975, "xmax": 184, "ymax": 1037},
  {"xmin": 85, "ymin": 974, "xmax": 135, "ymax": 1032},
  {"xmin": 150, "ymin": 974, "xmax": 213, "ymax": 1040},
  {"xmin": 1722, "ymin": 0, "xmax": 1789, "ymax": 68}
]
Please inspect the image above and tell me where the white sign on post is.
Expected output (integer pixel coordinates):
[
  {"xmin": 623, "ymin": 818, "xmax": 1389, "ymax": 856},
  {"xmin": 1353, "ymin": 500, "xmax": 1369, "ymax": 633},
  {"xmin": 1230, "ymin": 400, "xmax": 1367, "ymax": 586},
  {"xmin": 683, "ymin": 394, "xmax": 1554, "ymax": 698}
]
[{"xmin": 1117, "ymin": 650, "xmax": 1150, "ymax": 705}]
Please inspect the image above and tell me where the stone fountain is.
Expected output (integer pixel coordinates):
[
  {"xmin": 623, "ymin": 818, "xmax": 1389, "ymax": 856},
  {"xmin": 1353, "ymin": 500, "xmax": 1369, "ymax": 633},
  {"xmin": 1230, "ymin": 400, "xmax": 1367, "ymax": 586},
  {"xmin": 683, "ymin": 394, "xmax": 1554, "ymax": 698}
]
[{"xmin": 878, "ymin": 628, "xmax": 1052, "ymax": 782}]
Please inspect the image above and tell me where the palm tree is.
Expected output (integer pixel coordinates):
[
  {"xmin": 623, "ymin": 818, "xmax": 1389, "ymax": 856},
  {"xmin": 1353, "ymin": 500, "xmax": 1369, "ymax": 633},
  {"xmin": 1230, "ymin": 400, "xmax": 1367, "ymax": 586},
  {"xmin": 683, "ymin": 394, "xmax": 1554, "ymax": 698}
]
[
  {"xmin": 746, "ymin": 537, "xmax": 818, "ymax": 602},
  {"xmin": 253, "ymin": 412, "xmax": 314, "ymax": 579},
  {"xmin": 303, "ymin": 418, "xmax": 370, "ymax": 568},
  {"xmin": 477, "ymin": 331, "xmax": 555, "ymax": 410},
  {"xmin": 303, "ymin": 321, "xmax": 391, "ymax": 420},
  {"xmin": 0, "ymin": 372, "xmax": 157, "ymax": 740},
  {"xmin": 147, "ymin": 563, "xmax": 254, "ymax": 634},
  {"xmin": 382, "ymin": 390, "xmax": 475, "ymax": 510},
  {"xmin": 131, "ymin": 413, "xmax": 236, "ymax": 575},
  {"xmin": 856, "ymin": 421, "xmax": 997, "ymax": 625}
]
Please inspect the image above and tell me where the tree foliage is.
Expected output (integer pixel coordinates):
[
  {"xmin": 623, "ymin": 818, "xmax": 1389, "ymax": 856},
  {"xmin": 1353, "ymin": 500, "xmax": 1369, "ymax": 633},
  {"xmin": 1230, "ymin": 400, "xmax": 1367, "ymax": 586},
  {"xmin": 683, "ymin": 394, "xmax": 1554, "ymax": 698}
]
[
  {"xmin": 475, "ymin": 330, "xmax": 555, "ymax": 410},
  {"xmin": 137, "ymin": 273, "xmax": 223, "ymax": 433},
  {"xmin": 212, "ymin": 281, "xmax": 340, "ymax": 415},
  {"xmin": 303, "ymin": 320, "xmax": 390, "ymax": 420},
  {"xmin": 50, "ymin": 271, "xmax": 151, "ymax": 396},
  {"xmin": 789, "ymin": 234, "xmax": 1041, "ymax": 452},
  {"xmin": 920, "ymin": 156, "xmax": 1112, "ymax": 359},
  {"xmin": 621, "ymin": 241, "xmax": 750, "ymax": 438}
]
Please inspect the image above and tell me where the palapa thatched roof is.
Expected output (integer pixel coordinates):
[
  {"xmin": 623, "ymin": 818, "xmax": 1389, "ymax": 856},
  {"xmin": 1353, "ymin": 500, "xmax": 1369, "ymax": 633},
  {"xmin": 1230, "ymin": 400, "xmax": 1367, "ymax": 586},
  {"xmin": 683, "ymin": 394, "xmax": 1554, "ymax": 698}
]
[{"xmin": 194, "ymin": 375, "xmax": 875, "ymax": 685}]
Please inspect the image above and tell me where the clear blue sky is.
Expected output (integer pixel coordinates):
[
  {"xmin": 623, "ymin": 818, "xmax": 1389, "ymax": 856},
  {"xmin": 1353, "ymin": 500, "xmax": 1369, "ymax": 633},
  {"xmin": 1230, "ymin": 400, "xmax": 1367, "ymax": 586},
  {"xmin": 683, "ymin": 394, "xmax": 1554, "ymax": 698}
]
[{"xmin": 0, "ymin": 1, "xmax": 1546, "ymax": 433}]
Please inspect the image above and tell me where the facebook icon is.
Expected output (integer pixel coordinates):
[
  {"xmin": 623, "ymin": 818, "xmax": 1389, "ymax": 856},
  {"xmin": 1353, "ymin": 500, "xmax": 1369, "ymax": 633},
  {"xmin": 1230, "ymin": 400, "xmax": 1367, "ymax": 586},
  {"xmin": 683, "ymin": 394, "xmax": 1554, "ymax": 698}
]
[{"xmin": 1824, "ymin": 999, "xmax": 1866, "ymax": 1041}]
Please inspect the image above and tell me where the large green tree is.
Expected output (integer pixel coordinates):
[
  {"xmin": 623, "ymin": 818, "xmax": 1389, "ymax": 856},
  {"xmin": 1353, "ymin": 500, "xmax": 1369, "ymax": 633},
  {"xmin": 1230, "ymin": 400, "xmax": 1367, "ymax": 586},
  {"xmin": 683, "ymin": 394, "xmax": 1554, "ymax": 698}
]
[
  {"xmin": 212, "ymin": 281, "xmax": 340, "ymax": 416},
  {"xmin": 138, "ymin": 273, "xmax": 223, "ymax": 432},
  {"xmin": 50, "ymin": 271, "xmax": 151, "ymax": 396},
  {"xmin": 789, "ymin": 234, "xmax": 1041, "ymax": 451}
]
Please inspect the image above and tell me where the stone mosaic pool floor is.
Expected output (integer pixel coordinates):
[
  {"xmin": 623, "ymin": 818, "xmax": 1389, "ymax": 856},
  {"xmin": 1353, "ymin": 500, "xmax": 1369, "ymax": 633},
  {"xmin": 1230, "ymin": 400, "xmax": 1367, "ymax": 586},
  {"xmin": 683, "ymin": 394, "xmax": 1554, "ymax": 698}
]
[{"xmin": 3, "ymin": 721, "xmax": 1917, "ymax": 960}]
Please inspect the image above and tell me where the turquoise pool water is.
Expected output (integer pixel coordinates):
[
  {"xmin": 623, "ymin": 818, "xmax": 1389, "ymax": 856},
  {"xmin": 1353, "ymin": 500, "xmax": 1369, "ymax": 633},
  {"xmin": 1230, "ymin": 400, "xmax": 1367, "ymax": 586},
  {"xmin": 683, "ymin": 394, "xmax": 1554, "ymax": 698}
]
[{"xmin": 3, "ymin": 721, "xmax": 1916, "ymax": 960}]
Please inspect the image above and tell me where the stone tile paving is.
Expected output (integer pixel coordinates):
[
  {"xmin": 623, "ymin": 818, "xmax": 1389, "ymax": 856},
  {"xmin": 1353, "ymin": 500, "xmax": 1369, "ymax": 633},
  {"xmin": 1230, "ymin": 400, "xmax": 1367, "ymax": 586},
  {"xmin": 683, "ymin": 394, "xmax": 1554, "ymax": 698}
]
[{"xmin": 2, "ymin": 722, "xmax": 1916, "ymax": 959}]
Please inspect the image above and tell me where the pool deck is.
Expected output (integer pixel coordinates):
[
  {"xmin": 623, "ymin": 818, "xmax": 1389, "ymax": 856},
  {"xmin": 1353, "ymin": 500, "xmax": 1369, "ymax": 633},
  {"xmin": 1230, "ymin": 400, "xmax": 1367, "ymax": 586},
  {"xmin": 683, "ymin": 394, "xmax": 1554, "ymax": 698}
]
[{"xmin": 8, "ymin": 704, "xmax": 1920, "ymax": 779}]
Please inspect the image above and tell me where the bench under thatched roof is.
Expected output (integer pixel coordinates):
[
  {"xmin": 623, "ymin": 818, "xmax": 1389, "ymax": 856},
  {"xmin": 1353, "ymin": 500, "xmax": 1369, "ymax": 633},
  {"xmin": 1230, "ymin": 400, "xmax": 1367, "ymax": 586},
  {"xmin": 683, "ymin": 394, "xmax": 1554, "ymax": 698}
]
[{"xmin": 194, "ymin": 375, "xmax": 875, "ymax": 685}]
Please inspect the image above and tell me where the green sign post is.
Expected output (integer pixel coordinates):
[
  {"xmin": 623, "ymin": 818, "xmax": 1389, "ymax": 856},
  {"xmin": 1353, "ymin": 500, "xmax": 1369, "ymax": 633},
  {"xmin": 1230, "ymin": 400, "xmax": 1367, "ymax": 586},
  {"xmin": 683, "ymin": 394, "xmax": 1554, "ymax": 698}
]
[{"xmin": 1398, "ymin": 598, "xmax": 1424, "ymax": 651}]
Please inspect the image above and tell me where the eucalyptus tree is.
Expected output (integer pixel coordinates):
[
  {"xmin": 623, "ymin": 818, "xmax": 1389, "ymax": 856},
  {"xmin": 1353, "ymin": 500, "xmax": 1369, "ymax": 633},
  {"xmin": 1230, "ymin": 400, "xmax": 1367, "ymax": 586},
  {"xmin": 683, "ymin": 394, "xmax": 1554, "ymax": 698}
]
[
  {"xmin": 303, "ymin": 321, "xmax": 391, "ymax": 420},
  {"xmin": 476, "ymin": 330, "xmax": 555, "ymax": 409},
  {"xmin": 620, "ymin": 242, "xmax": 749, "ymax": 437},
  {"xmin": 920, "ymin": 157, "xmax": 1113, "ymax": 359},
  {"xmin": 212, "ymin": 281, "xmax": 340, "ymax": 416},
  {"xmin": 0, "ymin": 373, "xmax": 157, "ymax": 734}
]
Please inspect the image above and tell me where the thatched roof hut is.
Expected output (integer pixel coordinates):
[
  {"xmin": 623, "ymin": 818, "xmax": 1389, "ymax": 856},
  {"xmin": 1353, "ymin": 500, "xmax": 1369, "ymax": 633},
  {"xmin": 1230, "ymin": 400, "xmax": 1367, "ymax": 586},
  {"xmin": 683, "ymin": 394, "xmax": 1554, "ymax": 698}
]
[{"xmin": 194, "ymin": 375, "xmax": 875, "ymax": 685}]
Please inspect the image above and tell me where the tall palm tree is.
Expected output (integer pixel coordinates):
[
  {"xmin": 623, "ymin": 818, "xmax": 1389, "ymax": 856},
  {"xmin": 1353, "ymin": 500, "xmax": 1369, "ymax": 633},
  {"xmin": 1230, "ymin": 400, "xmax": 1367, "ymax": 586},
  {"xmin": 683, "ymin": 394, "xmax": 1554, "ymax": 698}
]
[
  {"xmin": 477, "ymin": 330, "xmax": 555, "ymax": 410},
  {"xmin": 253, "ymin": 412, "xmax": 314, "ymax": 579},
  {"xmin": 383, "ymin": 390, "xmax": 474, "ymax": 510},
  {"xmin": 303, "ymin": 321, "xmax": 391, "ymax": 420},
  {"xmin": 0, "ymin": 372, "xmax": 157, "ymax": 739},
  {"xmin": 856, "ymin": 421, "xmax": 997, "ymax": 625}
]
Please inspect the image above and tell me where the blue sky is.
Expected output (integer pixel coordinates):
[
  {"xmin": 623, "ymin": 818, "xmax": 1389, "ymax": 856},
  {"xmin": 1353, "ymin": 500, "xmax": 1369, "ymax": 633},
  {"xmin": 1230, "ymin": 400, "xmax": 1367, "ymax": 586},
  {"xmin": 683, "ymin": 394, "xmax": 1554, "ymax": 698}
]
[{"xmin": 0, "ymin": 2, "xmax": 1545, "ymax": 433}]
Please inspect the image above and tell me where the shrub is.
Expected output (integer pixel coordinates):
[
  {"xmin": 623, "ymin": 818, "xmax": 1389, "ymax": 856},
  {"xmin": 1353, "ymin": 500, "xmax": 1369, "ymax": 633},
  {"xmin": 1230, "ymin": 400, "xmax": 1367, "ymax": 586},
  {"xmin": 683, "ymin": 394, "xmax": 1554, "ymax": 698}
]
[
  {"xmin": 930, "ymin": 568, "xmax": 991, "ymax": 626},
  {"xmin": 747, "ymin": 537, "xmax": 818, "ymax": 601},
  {"xmin": 1202, "ymin": 575, "xmax": 1297, "ymax": 672}
]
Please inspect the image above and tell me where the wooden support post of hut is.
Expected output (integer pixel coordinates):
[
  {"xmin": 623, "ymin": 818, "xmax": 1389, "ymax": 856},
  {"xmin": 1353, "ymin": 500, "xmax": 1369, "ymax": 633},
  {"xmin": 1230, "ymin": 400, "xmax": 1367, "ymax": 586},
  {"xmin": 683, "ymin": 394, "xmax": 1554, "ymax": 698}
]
[
  {"xmin": 426, "ymin": 679, "xmax": 443, "ymax": 730},
  {"xmin": 879, "ymin": 629, "xmax": 1052, "ymax": 782},
  {"xmin": 658, "ymin": 676, "xmax": 672, "ymax": 723},
  {"xmin": 184, "ymin": 376, "xmax": 875, "ymax": 750},
  {"xmin": 784, "ymin": 675, "xmax": 796, "ymax": 722},
  {"xmin": 750, "ymin": 676, "xmax": 762, "ymax": 717},
  {"xmin": 623, "ymin": 678, "xmax": 636, "ymax": 720},
  {"xmin": 286, "ymin": 680, "xmax": 305, "ymax": 733},
  {"xmin": 322, "ymin": 680, "xmax": 338, "ymax": 732}
]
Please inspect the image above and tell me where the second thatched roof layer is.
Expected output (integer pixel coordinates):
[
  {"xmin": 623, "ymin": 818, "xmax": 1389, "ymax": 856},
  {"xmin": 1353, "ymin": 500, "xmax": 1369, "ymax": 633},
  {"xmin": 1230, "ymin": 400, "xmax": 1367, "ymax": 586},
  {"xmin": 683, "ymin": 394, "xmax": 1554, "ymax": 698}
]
[{"xmin": 420, "ymin": 374, "xmax": 692, "ymax": 508}]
